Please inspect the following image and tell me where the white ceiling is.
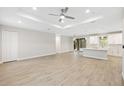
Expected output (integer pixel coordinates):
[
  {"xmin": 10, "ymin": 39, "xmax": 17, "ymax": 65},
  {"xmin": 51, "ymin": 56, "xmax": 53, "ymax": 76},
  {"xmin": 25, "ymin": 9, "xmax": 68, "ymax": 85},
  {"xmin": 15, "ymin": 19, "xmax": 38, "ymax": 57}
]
[{"xmin": 0, "ymin": 7, "xmax": 123, "ymax": 36}]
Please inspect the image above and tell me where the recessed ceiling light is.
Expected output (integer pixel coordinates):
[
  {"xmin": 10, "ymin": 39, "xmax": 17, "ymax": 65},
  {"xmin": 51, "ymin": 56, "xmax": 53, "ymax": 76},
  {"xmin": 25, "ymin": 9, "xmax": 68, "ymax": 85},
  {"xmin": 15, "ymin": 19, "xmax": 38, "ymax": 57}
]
[
  {"xmin": 32, "ymin": 7, "xmax": 37, "ymax": 10},
  {"xmin": 18, "ymin": 20, "xmax": 22, "ymax": 23},
  {"xmin": 85, "ymin": 9, "xmax": 90, "ymax": 13}
]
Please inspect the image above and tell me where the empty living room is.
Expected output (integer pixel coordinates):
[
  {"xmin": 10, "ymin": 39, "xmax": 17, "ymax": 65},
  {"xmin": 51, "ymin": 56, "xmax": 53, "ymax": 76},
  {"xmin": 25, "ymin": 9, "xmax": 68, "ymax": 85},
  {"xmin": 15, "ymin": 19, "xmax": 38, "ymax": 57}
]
[{"xmin": 0, "ymin": 4, "xmax": 124, "ymax": 89}]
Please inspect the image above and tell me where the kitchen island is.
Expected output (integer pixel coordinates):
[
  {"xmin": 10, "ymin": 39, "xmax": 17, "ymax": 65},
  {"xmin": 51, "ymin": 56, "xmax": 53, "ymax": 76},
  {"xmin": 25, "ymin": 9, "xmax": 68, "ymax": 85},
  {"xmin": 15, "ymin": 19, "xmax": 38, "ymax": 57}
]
[{"xmin": 82, "ymin": 48, "xmax": 108, "ymax": 60}]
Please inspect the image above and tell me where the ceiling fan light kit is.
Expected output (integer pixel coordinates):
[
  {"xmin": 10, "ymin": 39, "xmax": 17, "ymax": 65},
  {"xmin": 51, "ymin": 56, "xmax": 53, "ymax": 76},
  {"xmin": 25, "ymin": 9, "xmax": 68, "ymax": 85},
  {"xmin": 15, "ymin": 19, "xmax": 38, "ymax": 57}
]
[{"xmin": 60, "ymin": 15, "xmax": 65, "ymax": 19}]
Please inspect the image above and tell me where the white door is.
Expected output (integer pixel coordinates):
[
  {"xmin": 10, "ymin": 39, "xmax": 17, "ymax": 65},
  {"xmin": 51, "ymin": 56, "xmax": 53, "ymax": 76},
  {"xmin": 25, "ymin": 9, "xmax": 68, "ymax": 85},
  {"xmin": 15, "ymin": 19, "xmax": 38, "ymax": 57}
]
[{"xmin": 2, "ymin": 31, "xmax": 18, "ymax": 62}]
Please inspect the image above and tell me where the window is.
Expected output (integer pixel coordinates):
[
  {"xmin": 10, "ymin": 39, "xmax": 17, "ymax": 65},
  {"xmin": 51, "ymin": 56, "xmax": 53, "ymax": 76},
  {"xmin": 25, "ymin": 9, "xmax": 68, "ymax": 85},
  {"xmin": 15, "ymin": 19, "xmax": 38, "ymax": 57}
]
[
  {"xmin": 89, "ymin": 36, "xmax": 98, "ymax": 44},
  {"xmin": 99, "ymin": 36, "xmax": 108, "ymax": 48}
]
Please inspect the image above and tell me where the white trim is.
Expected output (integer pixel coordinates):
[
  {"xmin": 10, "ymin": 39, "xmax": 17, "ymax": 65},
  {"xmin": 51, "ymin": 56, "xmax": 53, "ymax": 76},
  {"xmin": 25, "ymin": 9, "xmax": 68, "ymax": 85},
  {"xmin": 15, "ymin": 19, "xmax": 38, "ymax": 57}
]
[
  {"xmin": 17, "ymin": 52, "xmax": 56, "ymax": 61},
  {"xmin": 122, "ymin": 72, "xmax": 124, "ymax": 80},
  {"xmin": 58, "ymin": 50, "xmax": 73, "ymax": 53},
  {"xmin": 2, "ymin": 51, "xmax": 73, "ymax": 62}
]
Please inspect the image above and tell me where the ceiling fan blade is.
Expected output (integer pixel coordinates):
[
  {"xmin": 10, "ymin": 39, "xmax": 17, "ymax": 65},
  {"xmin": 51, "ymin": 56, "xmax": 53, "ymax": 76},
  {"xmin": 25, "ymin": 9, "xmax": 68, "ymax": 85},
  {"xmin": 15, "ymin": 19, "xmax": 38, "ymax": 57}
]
[
  {"xmin": 48, "ymin": 14, "xmax": 60, "ymax": 16},
  {"xmin": 65, "ymin": 15, "xmax": 75, "ymax": 19},
  {"xmin": 61, "ymin": 7, "xmax": 69, "ymax": 13},
  {"xmin": 64, "ymin": 7, "xmax": 68, "ymax": 13}
]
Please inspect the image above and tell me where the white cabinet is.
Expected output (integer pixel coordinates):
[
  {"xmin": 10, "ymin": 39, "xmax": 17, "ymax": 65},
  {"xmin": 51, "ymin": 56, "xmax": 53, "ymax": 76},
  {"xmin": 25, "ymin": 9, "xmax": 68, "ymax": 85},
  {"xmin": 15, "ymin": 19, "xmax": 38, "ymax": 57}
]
[
  {"xmin": 108, "ymin": 44, "xmax": 122, "ymax": 56},
  {"xmin": 108, "ymin": 33, "xmax": 122, "ymax": 57}
]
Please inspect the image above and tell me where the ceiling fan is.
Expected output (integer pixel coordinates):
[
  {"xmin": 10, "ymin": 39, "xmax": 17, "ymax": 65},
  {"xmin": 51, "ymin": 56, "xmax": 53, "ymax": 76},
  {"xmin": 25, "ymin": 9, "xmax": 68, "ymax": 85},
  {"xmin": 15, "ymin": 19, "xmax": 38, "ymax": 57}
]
[{"xmin": 48, "ymin": 7, "xmax": 75, "ymax": 23}]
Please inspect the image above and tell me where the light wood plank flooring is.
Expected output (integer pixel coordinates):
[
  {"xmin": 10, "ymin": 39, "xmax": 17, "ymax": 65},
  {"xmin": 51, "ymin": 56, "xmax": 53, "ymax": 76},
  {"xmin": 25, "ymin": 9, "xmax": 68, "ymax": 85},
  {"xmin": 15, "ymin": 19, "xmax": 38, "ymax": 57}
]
[{"xmin": 0, "ymin": 52, "xmax": 123, "ymax": 86}]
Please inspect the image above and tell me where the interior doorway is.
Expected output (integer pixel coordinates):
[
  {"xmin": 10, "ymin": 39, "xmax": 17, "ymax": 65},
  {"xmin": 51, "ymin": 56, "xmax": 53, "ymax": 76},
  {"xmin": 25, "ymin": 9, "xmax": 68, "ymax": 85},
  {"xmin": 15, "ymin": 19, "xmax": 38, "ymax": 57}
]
[
  {"xmin": 2, "ymin": 31, "xmax": 18, "ymax": 63},
  {"xmin": 74, "ymin": 38, "xmax": 86, "ymax": 51}
]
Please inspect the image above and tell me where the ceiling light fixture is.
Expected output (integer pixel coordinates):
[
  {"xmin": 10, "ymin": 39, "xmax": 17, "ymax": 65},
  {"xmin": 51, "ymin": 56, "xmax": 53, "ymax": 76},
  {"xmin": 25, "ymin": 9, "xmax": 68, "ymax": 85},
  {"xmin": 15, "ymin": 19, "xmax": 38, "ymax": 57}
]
[
  {"xmin": 32, "ymin": 7, "xmax": 37, "ymax": 10},
  {"xmin": 85, "ymin": 9, "xmax": 90, "ymax": 13},
  {"xmin": 60, "ymin": 15, "xmax": 65, "ymax": 19}
]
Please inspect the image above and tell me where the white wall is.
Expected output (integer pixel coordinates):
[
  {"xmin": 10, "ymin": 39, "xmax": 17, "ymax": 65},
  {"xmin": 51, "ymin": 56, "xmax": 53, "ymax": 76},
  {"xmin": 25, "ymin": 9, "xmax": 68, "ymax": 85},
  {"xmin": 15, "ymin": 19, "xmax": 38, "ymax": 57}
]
[
  {"xmin": 18, "ymin": 30, "xmax": 56, "ymax": 60},
  {"xmin": 0, "ymin": 27, "xmax": 1, "ymax": 61},
  {"xmin": 122, "ymin": 20, "xmax": 124, "ymax": 79},
  {"xmin": 86, "ymin": 36, "xmax": 99, "ymax": 49},
  {"xmin": 1, "ymin": 25, "xmax": 73, "ymax": 61},
  {"xmin": 56, "ymin": 35, "xmax": 61, "ymax": 53},
  {"xmin": 123, "ymin": 31, "xmax": 124, "ymax": 79},
  {"xmin": 1, "ymin": 26, "xmax": 56, "ymax": 60},
  {"xmin": 56, "ymin": 35, "xmax": 73, "ymax": 53},
  {"xmin": 61, "ymin": 36, "xmax": 73, "ymax": 53}
]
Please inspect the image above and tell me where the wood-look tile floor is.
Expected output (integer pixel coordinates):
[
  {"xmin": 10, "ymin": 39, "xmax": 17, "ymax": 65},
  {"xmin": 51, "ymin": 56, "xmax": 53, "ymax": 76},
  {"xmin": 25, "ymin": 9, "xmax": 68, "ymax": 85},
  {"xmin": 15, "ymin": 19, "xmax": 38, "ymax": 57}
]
[{"xmin": 0, "ymin": 52, "xmax": 123, "ymax": 86}]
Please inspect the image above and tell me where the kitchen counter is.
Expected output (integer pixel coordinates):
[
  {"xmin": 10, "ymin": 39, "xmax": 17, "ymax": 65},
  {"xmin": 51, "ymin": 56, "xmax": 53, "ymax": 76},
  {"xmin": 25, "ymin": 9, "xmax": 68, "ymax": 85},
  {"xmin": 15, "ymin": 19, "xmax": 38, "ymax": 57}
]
[{"xmin": 82, "ymin": 48, "xmax": 108, "ymax": 60}]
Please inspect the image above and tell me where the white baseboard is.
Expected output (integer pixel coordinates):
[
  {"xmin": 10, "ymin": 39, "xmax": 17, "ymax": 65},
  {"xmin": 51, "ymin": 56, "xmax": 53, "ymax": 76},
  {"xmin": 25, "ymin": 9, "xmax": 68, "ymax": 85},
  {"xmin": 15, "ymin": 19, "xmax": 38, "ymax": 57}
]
[
  {"xmin": 1, "ymin": 51, "xmax": 73, "ymax": 62},
  {"xmin": 57, "ymin": 50, "xmax": 73, "ymax": 54},
  {"xmin": 17, "ymin": 52, "xmax": 56, "ymax": 61},
  {"xmin": 122, "ymin": 72, "xmax": 124, "ymax": 80}
]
